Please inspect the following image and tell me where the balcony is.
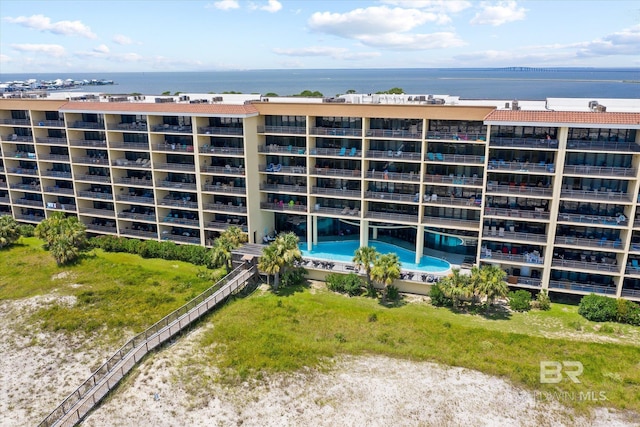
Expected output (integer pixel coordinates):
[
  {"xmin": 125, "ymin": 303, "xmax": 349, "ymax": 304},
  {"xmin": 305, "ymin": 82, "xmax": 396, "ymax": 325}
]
[
  {"xmin": 78, "ymin": 207, "xmax": 116, "ymax": 217},
  {"xmin": 203, "ymin": 202, "xmax": 247, "ymax": 214},
  {"xmin": 202, "ymin": 183, "xmax": 246, "ymax": 195},
  {"xmin": 0, "ymin": 118, "xmax": 31, "ymax": 125},
  {"xmin": 312, "ymin": 206, "xmax": 356, "ymax": 216},
  {"xmin": 77, "ymin": 190, "xmax": 113, "ymax": 200},
  {"xmin": 71, "ymin": 121, "xmax": 104, "ymax": 130},
  {"xmin": 112, "ymin": 158, "xmax": 151, "ymax": 168},
  {"xmin": 424, "ymin": 194, "xmax": 482, "ymax": 208},
  {"xmin": 490, "ymin": 137, "xmax": 558, "ymax": 149},
  {"xmin": 554, "ymin": 236, "xmax": 623, "ymax": 250},
  {"xmin": 115, "ymin": 177, "xmax": 152, "ymax": 187},
  {"xmin": 566, "ymin": 139, "xmax": 640, "ymax": 152},
  {"xmin": 9, "ymin": 183, "xmax": 40, "ymax": 191},
  {"xmin": 14, "ymin": 213, "xmax": 44, "ymax": 223},
  {"xmin": 159, "ymin": 198, "xmax": 199, "ymax": 209},
  {"xmin": 311, "ymin": 127, "xmax": 362, "ymax": 137},
  {"xmin": 44, "ymin": 186, "xmax": 73, "ymax": 195},
  {"xmin": 38, "ymin": 154, "xmax": 70, "ymax": 162},
  {"xmin": 35, "ymin": 137, "xmax": 67, "ymax": 145},
  {"xmin": 483, "ymin": 229, "xmax": 547, "ymax": 243},
  {"xmin": 154, "ymin": 162, "xmax": 196, "ymax": 172},
  {"xmin": 367, "ymin": 149, "xmax": 422, "ymax": 161},
  {"xmin": 160, "ymin": 216, "xmax": 200, "ymax": 227},
  {"xmin": 505, "ymin": 276, "xmax": 542, "ymax": 288},
  {"xmin": 484, "ymin": 207, "xmax": 550, "ymax": 221},
  {"xmin": 260, "ymin": 202, "xmax": 307, "ymax": 213},
  {"xmin": 423, "ymin": 175, "xmax": 483, "ymax": 186},
  {"xmin": 0, "ymin": 196, "xmax": 10, "ymax": 204},
  {"xmin": 365, "ymin": 170, "xmax": 420, "ymax": 182},
  {"xmin": 109, "ymin": 142, "xmax": 150, "ymax": 150},
  {"xmin": 422, "ymin": 215, "xmax": 479, "ymax": 229},
  {"xmin": 9, "ymin": 167, "xmax": 38, "ymax": 176},
  {"xmin": 426, "ymin": 131, "xmax": 486, "ymax": 141},
  {"xmin": 73, "ymin": 157, "xmax": 109, "ymax": 166},
  {"xmin": 201, "ymin": 165, "xmax": 245, "ymax": 175},
  {"xmin": 45, "ymin": 203, "xmax": 76, "ymax": 212},
  {"xmin": 200, "ymin": 145, "xmax": 244, "ymax": 155},
  {"xmin": 548, "ymin": 280, "xmax": 617, "ymax": 295},
  {"xmin": 69, "ymin": 139, "xmax": 107, "ymax": 148},
  {"xmin": 86, "ymin": 223, "xmax": 117, "ymax": 233},
  {"xmin": 367, "ymin": 210, "xmax": 418, "ymax": 223},
  {"xmin": 426, "ymin": 153, "xmax": 485, "ymax": 165},
  {"xmin": 156, "ymin": 181, "xmax": 196, "ymax": 190},
  {"xmin": 257, "ymin": 125, "xmax": 306, "ymax": 135},
  {"xmin": 310, "ymin": 167, "xmax": 361, "ymax": 180},
  {"xmin": 121, "ymin": 229, "xmax": 158, "ymax": 239},
  {"xmin": 367, "ymin": 129, "xmax": 420, "ymax": 139},
  {"xmin": 365, "ymin": 191, "xmax": 416, "ymax": 204},
  {"xmin": 551, "ymin": 259, "xmax": 619, "ymax": 273},
  {"xmin": 119, "ymin": 212, "xmax": 156, "ymax": 222},
  {"xmin": 205, "ymin": 219, "xmax": 246, "ymax": 231},
  {"xmin": 487, "ymin": 160, "xmax": 554, "ymax": 173},
  {"xmin": 557, "ymin": 212, "xmax": 628, "ymax": 227},
  {"xmin": 162, "ymin": 234, "xmax": 201, "ymax": 244},
  {"xmin": 14, "ymin": 198, "xmax": 43, "ymax": 207},
  {"xmin": 198, "ymin": 126, "xmax": 243, "ymax": 135},
  {"xmin": 107, "ymin": 122, "xmax": 148, "ymax": 131},
  {"xmin": 486, "ymin": 183, "xmax": 553, "ymax": 197},
  {"xmin": 563, "ymin": 165, "xmax": 636, "ymax": 178},
  {"xmin": 2, "ymin": 134, "xmax": 33, "ymax": 142},
  {"xmin": 481, "ymin": 251, "xmax": 544, "ymax": 265},
  {"xmin": 560, "ymin": 188, "xmax": 630, "ymax": 202},
  {"xmin": 260, "ymin": 183, "xmax": 306, "ymax": 194},
  {"xmin": 153, "ymin": 143, "xmax": 194, "ymax": 153},
  {"xmin": 258, "ymin": 145, "xmax": 307, "ymax": 155},
  {"xmin": 312, "ymin": 186, "xmax": 361, "ymax": 198},
  {"xmin": 35, "ymin": 119, "xmax": 65, "ymax": 127},
  {"xmin": 151, "ymin": 124, "xmax": 192, "ymax": 133},
  {"xmin": 116, "ymin": 194, "xmax": 155, "ymax": 204},
  {"xmin": 621, "ymin": 288, "xmax": 640, "ymax": 299},
  {"xmin": 75, "ymin": 174, "xmax": 111, "ymax": 183}
]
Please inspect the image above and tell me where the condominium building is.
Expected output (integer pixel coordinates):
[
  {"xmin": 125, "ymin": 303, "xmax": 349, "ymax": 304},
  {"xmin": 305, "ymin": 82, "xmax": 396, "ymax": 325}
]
[{"xmin": 1, "ymin": 92, "xmax": 639, "ymax": 300}]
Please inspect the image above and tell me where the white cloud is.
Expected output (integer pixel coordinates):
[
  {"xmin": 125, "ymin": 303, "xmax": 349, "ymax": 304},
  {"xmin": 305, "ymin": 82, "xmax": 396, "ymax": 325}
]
[
  {"xmin": 4, "ymin": 14, "xmax": 97, "ymax": 38},
  {"xmin": 209, "ymin": 0, "xmax": 239, "ymax": 11},
  {"xmin": 273, "ymin": 46, "xmax": 380, "ymax": 60},
  {"xmin": 94, "ymin": 44, "xmax": 110, "ymax": 54},
  {"xmin": 309, "ymin": 6, "xmax": 441, "ymax": 37},
  {"xmin": 260, "ymin": 0, "xmax": 282, "ymax": 13},
  {"xmin": 470, "ymin": 1, "xmax": 527, "ymax": 26},
  {"xmin": 359, "ymin": 31, "xmax": 466, "ymax": 50},
  {"xmin": 381, "ymin": 1, "xmax": 472, "ymax": 14},
  {"xmin": 576, "ymin": 24, "xmax": 640, "ymax": 57},
  {"xmin": 11, "ymin": 43, "xmax": 66, "ymax": 57},
  {"xmin": 113, "ymin": 34, "xmax": 133, "ymax": 45}
]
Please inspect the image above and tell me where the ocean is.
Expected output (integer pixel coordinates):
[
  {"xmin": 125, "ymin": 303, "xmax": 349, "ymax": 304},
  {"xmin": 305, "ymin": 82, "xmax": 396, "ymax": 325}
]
[{"xmin": 1, "ymin": 68, "xmax": 639, "ymax": 100}]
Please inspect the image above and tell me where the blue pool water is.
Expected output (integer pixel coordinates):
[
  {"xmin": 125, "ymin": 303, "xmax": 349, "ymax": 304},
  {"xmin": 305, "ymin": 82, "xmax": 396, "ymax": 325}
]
[{"xmin": 299, "ymin": 240, "xmax": 451, "ymax": 273}]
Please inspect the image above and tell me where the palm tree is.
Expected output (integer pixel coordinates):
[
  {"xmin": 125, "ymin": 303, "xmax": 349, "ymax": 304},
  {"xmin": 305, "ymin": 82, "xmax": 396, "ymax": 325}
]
[
  {"xmin": 210, "ymin": 226, "xmax": 248, "ymax": 273},
  {"xmin": 440, "ymin": 268, "xmax": 472, "ymax": 308},
  {"xmin": 352, "ymin": 246, "xmax": 379, "ymax": 293},
  {"xmin": 258, "ymin": 232, "xmax": 301, "ymax": 291},
  {"xmin": 370, "ymin": 252, "xmax": 401, "ymax": 303},
  {"xmin": 474, "ymin": 264, "xmax": 508, "ymax": 307},
  {"xmin": 34, "ymin": 212, "xmax": 87, "ymax": 265},
  {"xmin": 0, "ymin": 215, "xmax": 20, "ymax": 249}
]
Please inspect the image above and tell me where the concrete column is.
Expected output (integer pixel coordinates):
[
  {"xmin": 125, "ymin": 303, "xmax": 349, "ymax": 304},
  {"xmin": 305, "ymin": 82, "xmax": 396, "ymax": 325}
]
[
  {"xmin": 415, "ymin": 225, "xmax": 424, "ymax": 264},
  {"xmin": 311, "ymin": 215, "xmax": 318, "ymax": 248},
  {"xmin": 307, "ymin": 214, "xmax": 314, "ymax": 251},
  {"xmin": 361, "ymin": 219, "xmax": 369, "ymax": 247}
]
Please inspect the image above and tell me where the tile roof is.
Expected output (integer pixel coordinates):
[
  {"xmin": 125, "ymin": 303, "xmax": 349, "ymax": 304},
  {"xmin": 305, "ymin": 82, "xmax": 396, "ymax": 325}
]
[
  {"xmin": 59, "ymin": 101, "xmax": 259, "ymax": 116},
  {"xmin": 484, "ymin": 110, "xmax": 640, "ymax": 126}
]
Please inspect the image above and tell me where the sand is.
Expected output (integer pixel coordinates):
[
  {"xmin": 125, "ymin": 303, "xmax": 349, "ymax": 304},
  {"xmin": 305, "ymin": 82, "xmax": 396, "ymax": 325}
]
[{"xmin": 1, "ymin": 294, "xmax": 638, "ymax": 427}]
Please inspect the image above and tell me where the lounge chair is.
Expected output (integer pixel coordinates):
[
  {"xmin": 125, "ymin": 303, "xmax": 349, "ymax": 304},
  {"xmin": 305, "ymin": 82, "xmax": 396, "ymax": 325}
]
[
  {"xmin": 338, "ymin": 147, "xmax": 346, "ymax": 156},
  {"xmin": 350, "ymin": 207, "xmax": 359, "ymax": 216},
  {"xmin": 435, "ymin": 153, "xmax": 444, "ymax": 161},
  {"xmin": 273, "ymin": 164, "xmax": 282, "ymax": 172},
  {"xmin": 341, "ymin": 206, "xmax": 350, "ymax": 215},
  {"xmin": 427, "ymin": 152, "xmax": 434, "ymax": 161},
  {"xmin": 349, "ymin": 147, "xmax": 357, "ymax": 156}
]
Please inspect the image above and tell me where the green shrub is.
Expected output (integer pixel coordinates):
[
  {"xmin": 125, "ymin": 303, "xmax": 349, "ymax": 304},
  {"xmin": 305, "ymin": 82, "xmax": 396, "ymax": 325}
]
[
  {"xmin": 280, "ymin": 267, "xmax": 307, "ymax": 288},
  {"xmin": 368, "ymin": 313, "xmax": 378, "ymax": 322},
  {"xmin": 533, "ymin": 290, "xmax": 551, "ymax": 310},
  {"xmin": 508, "ymin": 290, "xmax": 532, "ymax": 312},
  {"xmin": 429, "ymin": 283, "xmax": 451, "ymax": 307},
  {"xmin": 325, "ymin": 273, "xmax": 363, "ymax": 296},
  {"xmin": 19, "ymin": 224, "xmax": 35, "ymax": 237},
  {"xmin": 386, "ymin": 285, "xmax": 400, "ymax": 301},
  {"xmin": 578, "ymin": 294, "xmax": 618, "ymax": 322},
  {"xmin": 616, "ymin": 298, "xmax": 640, "ymax": 326}
]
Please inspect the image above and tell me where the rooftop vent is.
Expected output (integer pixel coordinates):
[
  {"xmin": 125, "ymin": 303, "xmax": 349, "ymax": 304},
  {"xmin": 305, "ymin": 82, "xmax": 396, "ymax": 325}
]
[{"xmin": 511, "ymin": 100, "xmax": 520, "ymax": 110}]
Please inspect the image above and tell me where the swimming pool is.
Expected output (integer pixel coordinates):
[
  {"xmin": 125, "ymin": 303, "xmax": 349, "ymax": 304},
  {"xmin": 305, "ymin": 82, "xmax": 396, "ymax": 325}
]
[{"xmin": 299, "ymin": 240, "xmax": 451, "ymax": 273}]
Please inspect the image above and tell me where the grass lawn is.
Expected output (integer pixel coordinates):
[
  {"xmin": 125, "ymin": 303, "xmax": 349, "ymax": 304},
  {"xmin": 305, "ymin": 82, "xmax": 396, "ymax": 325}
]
[
  {"xmin": 0, "ymin": 237, "xmax": 223, "ymax": 339},
  {"xmin": 201, "ymin": 283, "xmax": 640, "ymax": 414}
]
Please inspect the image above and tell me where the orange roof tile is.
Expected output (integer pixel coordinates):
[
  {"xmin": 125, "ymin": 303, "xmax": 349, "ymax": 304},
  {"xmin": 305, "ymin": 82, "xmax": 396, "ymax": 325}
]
[
  {"xmin": 60, "ymin": 101, "xmax": 259, "ymax": 116},
  {"xmin": 484, "ymin": 110, "xmax": 640, "ymax": 126}
]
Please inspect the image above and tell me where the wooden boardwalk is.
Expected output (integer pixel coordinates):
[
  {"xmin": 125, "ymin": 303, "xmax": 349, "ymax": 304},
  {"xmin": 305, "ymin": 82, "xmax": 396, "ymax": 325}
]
[{"xmin": 39, "ymin": 263, "xmax": 258, "ymax": 427}]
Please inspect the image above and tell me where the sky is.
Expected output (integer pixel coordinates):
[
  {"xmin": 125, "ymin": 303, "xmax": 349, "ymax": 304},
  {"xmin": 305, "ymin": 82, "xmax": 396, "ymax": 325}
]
[{"xmin": 0, "ymin": 0, "xmax": 639, "ymax": 73}]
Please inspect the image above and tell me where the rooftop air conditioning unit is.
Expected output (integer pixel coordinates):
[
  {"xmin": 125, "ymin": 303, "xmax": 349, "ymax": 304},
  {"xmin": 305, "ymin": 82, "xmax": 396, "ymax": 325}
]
[
  {"xmin": 511, "ymin": 100, "xmax": 520, "ymax": 110},
  {"xmin": 589, "ymin": 100, "xmax": 599, "ymax": 110},
  {"xmin": 596, "ymin": 104, "xmax": 607, "ymax": 112}
]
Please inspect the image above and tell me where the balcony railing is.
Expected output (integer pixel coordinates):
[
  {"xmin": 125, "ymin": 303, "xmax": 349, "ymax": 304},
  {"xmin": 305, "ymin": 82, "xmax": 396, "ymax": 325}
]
[
  {"xmin": 121, "ymin": 229, "xmax": 158, "ymax": 239},
  {"xmin": 566, "ymin": 140, "xmax": 640, "ymax": 152},
  {"xmin": 14, "ymin": 198, "xmax": 43, "ymax": 207},
  {"xmin": 14, "ymin": 213, "xmax": 44, "ymax": 222},
  {"xmin": 424, "ymin": 195, "xmax": 482, "ymax": 208},
  {"xmin": 423, "ymin": 175, "xmax": 483, "ymax": 186},
  {"xmin": 109, "ymin": 142, "xmax": 150, "ymax": 150},
  {"xmin": 423, "ymin": 216, "xmax": 480, "ymax": 229},
  {"xmin": 203, "ymin": 203, "xmax": 247, "ymax": 214},
  {"xmin": 71, "ymin": 121, "xmax": 104, "ymax": 130},
  {"xmin": 116, "ymin": 195, "xmax": 155, "ymax": 204},
  {"xmin": 153, "ymin": 143, "xmax": 195, "ymax": 153},
  {"xmin": 554, "ymin": 236, "xmax": 623, "ymax": 250},
  {"xmin": 202, "ymin": 183, "xmax": 246, "ymax": 194},
  {"xmin": 257, "ymin": 125, "xmax": 306, "ymax": 135},
  {"xmin": 9, "ymin": 168, "xmax": 39, "ymax": 176},
  {"xmin": 560, "ymin": 188, "xmax": 630, "ymax": 202},
  {"xmin": 505, "ymin": 277, "xmax": 542, "ymax": 288},
  {"xmin": 73, "ymin": 157, "xmax": 109, "ymax": 165},
  {"xmin": 9, "ymin": 183, "xmax": 40, "ymax": 191},
  {"xmin": 156, "ymin": 180, "xmax": 197, "ymax": 190},
  {"xmin": 312, "ymin": 186, "xmax": 361, "ymax": 198},
  {"xmin": 367, "ymin": 211, "xmax": 418, "ymax": 223},
  {"xmin": 563, "ymin": 165, "xmax": 636, "ymax": 177},
  {"xmin": 311, "ymin": 127, "xmax": 362, "ymax": 137},
  {"xmin": 205, "ymin": 220, "xmax": 245, "ymax": 231},
  {"xmin": 107, "ymin": 122, "xmax": 148, "ymax": 131},
  {"xmin": 367, "ymin": 129, "xmax": 421, "ymax": 139},
  {"xmin": 428, "ymin": 153, "xmax": 485, "ymax": 165},
  {"xmin": 46, "ymin": 203, "xmax": 77, "ymax": 212},
  {"xmin": 35, "ymin": 137, "xmax": 67, "ymax": 145},
  {"xmin": 43, "ymin": 186, "xmax": 74, "ymax": 195},
  {"xmin": 486, "ymin": 184, "xmax": 553, "ymax": 197},
  {"xmin": 201, "ymin": 165, "xmax": 245, "ymax": 175},
  {"xmin": 162, "ymin": 234, "xmax": 201, "ymax": 244},
  {"xmin": 621, "ymin": 288, "xmax": 640, "ymax": 299},
  {"xmin": 258, "ymin": 144, "xmax": 307, "ymax": 155},
  {"xmin": 426, "ymin": 131, "xmax": 486, "ymax": 141},
  {"xmin": 38, "ymin": 154, "xmax": 70, "ymax": 162},
  {"xmin": 557, "ymin": 212, "xmax": 628, "ymax": 227},
  {"xmin": 481, "ymin": 251, "xmax": 544, "ymax": 264},
  {"xmin": 85, "ymin": 224, "xmax": 118, "ymax": 233},
  {"xmin": 260, "ymin": 202, "xmax": 307, "ymax": 212},
  {"xmin": 75, "ymin": 174, "xmax": 111, "ymax": 183},
  {"xmin": 548, "ymin": 280, "xmax": 617, "ymax": 295},
  {"xmin": 365, "ymin": 191, "xmax": 416, "ymax": 203},
  {"xmin": 366, "ymin": 150, "xmax": 422, "ymax": 161},
  {"xmin": 311, "ymin": 167, "xmax": 362, "ymax": 179},
  {"xmin": 483, "ymin": 230, "xmax": 547, "ymax": 243},
  {"xmin": 78, "ymin": 207, "xmax": 116, "ymax": 217},
  {"xmin": 0, "ymin": 196, "xmax": 10, "ymax": 204},
  {"xmin": 484, "ymin": 207, "xmax": 550, "ymax": 220},
  {"xmin": 366, "ymin": 170, "xmax": 420, "ymax": 182},
  {"xmin": 35, "ymin": 119, "xmax": 65, "ymax": 127},
  {"xmin": 77, "ymin": 191, "xmax": 113, "ymax": 200},
  {"xmin": 159, "ymin": 199, "xmax": 199, "ymax": 209},
  {"xmin": 2, "ymin": 134, "xmax": 33, "ymax": 142},
  {"xmin": 260, "ymin": 183, "xmax": 306, "ymax": 194},
  {"xmin": 551, "ymin": 259, "xmax": 619, "ymax": 273},
  {"xmin": 69, "ymin": 139, "xmax": 107, "ymax": 148},
  {"xmin": 116, "ymin": 177, "xmax": 153, "ymax": 187},
  {"xmin": 311, "ymin": 206, "xmax": 354, "ymax": 216},
  {"xmin": 0, "ymin": 118, "xmax": 31, "ymax": 125},
  {"xmin": 198, "ymin": 126, "xmax": 243, "ymax": 135},
  {"xmin": 200, "ymin": 146, "xmax": 244, "ymax": 155},
  {"xmin": 487, "ymin": 160, "xmax": 554, "ymax": 173},
  {"xmin": 119, "ymin": 212, "xmax": 156, "ymax": 222},
  {"xmin": 154, "ymin": 162, "xmax": 196, "ymax": 172},
  {"xmin": 151, "ymin": 124, "xmax": 192, "ymax": 133},
  {"xmin": 490, "ymin": 137, "xmax": 558, "ymax": 149}
]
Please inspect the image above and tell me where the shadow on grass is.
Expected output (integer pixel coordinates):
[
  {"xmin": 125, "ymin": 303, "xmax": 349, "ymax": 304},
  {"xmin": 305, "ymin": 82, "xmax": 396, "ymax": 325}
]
[
  {"xmin": 273, "ymin": 281, "xmax": 310, "ymax": 297},
  {"xmin": 447, "ymin": 303, "xmax": 513, "ymax": 320}
]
